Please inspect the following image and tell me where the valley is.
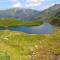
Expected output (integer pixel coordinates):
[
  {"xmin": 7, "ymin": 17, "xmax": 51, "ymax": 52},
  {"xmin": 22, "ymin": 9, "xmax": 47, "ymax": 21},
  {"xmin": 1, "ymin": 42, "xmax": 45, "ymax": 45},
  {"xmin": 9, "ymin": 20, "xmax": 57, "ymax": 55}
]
[{"xmin": 0, "ymin": 4, "xmax": 60, "ymax": 60}]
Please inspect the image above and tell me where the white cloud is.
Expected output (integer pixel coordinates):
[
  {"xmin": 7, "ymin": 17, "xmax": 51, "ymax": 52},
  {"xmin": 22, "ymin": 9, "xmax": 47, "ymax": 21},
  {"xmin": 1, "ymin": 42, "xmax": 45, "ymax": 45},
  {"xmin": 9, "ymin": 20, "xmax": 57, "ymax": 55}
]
[
  {"xmin": 26, "ymin": 0, "xmax": 44, "ymax": 4},
  {"xmin": 9, "ymin": 0, "xmax": 45, "ymax": 8},
  {"xmin": 25, "ymin": 0, "xmax": 45, "ymax": 9},
  {"xmin": 10, "ymin": 0, "xmax": 22, "ymax": 7},
  {"xmin": 10, "ymin": 0, "xmax": 52, "ymax": 10},
  {"xmin": 12, "ymin": 3, "xmax": 22, "ymax": 8}
]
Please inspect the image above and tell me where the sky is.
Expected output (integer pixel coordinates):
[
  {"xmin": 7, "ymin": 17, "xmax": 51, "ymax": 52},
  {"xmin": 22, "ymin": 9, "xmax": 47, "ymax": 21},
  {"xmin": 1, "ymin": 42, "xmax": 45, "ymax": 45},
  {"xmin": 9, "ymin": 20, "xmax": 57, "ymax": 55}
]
[{"xmin": 0, "ymin": 0, "xmax": 60, "ymax": 11}]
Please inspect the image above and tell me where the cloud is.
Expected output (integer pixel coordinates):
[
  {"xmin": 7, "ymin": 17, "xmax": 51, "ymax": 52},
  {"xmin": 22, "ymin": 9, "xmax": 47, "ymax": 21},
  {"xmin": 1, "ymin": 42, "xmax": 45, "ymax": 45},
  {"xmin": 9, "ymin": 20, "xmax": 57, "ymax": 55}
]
[
  {"xmin": 10, "ymin": 0, "xmax": 22, "ymax": 7},
  {"xmin": 25, "ymin": 0, "xmax": 45, "ymax": 8},
  {"xmin": 10, "ymin": 0, "xmax": 45, "ymax": 8},
  {"xmin": 12, "ymin": 2, "xmax": 22, "ymax": 7},
  {"xmin": 26, "ymin": 0, "xmax": 44, "ymax": 4},
  {"xmin": 9, "ymin": 0, "xmax": 53, "ymax": 10}
]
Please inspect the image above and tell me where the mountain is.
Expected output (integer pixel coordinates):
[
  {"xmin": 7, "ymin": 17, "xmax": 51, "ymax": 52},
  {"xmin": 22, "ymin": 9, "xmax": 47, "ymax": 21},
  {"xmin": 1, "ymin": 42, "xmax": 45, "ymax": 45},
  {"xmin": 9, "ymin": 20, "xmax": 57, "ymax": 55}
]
[
  {"xmin": 0, "ymin": 8, "xmax": 40, "ymax": 20},
  {"xmin": 0, "ymin": 4, "xmax": 60, "ymax": 21},
  {"xmin": 35, "ymin": 4, "xmax": 60, "ymax": 22}
]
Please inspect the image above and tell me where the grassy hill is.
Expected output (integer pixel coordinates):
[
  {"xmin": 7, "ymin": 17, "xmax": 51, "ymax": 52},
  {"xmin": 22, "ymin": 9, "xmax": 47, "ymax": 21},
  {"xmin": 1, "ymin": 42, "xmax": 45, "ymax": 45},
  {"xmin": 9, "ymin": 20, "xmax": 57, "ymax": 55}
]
[
  {"xmin": 49, "ymin": 12, "xmax": 60, "ymax": 26},
  {"xmin": 0, "ymin": 29, "xmax": 60, "ymax": 60},
  {"xmin": 35, "ymin": 4, "xmax": 60, "ymax": 22}
]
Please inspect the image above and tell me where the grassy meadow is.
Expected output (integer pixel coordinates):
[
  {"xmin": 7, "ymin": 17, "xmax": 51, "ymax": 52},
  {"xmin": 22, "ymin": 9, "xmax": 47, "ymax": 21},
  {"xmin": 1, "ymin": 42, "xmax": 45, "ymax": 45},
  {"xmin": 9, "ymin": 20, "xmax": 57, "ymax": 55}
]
[
  {"xmin": 0, "ymin": 29, "xmax": 60, "ymax": 60},
  {"xmin": 0, "ymin": 18, "xmax": 43, "ymax": 28}
]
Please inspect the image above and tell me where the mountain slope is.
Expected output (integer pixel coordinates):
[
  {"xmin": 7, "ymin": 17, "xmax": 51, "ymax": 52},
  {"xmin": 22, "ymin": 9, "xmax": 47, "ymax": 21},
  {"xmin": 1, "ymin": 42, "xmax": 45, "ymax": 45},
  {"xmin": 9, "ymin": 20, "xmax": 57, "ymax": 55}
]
[
  {"xmin": 0, "ymin": 4, "xmax": 60, "ymax": 22},
  {"xmin": 0, "ymin": 8, "xmax": 40, "ymax": 20},
  {"xmin": 35, "ymin": 4, "xmax": 60, "ymax": 22}
]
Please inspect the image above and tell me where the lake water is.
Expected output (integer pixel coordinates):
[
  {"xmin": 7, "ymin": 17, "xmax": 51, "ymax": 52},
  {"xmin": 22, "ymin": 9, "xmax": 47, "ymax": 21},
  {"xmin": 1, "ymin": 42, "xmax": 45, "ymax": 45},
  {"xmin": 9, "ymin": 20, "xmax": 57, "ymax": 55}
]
[{"xmin": 0, "ymin": 23, "xmax": 55, "ymax": 34}]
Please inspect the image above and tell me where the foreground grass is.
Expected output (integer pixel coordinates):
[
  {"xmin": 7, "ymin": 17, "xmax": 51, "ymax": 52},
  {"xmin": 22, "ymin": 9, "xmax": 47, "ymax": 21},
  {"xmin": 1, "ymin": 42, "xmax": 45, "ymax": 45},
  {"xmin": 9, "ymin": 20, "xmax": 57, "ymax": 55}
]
[
  {"xmin": 0, "ymin": 18, "xmax": 43, "ymax": 27},
  {"xmin": 0, "ymin": 30, "xmax": 60, "ymax": 60}
]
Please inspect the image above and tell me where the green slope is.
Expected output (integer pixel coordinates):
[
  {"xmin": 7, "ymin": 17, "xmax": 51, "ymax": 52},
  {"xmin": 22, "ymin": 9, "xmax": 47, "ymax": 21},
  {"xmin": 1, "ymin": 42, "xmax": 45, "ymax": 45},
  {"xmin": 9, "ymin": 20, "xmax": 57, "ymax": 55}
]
[{"xmin": 0, "ymin": 18, "xmax": 43, "ymax": 28}]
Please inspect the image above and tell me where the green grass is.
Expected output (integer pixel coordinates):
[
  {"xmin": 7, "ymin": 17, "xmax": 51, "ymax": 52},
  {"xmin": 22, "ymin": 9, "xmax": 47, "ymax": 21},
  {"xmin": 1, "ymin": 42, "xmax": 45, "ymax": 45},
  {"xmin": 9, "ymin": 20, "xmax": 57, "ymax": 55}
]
[
  {"xmin": 0, "ymin": 18, "xmax": 43, "ymax": 28},
  {"xmin": 0, "ymin": 30, "xmax": 60, "ymax": 60},
  {"xmin": 0, "ymin": 51, "xmax": 10, "ymax": 60}
]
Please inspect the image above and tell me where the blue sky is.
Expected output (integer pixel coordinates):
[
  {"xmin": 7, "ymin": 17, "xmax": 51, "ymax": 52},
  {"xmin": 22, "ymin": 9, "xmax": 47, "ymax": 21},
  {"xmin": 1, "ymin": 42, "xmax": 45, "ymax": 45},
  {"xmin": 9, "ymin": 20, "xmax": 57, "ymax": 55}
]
[{"xmin": 0, "ymin": 0, "xmax": 60, "ymax": 11}]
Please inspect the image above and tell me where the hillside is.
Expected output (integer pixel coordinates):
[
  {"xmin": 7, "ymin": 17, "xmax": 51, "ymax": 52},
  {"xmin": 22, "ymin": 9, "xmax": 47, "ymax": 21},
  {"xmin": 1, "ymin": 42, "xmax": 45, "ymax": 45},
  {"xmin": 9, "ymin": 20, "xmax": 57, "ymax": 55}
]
[
  {"xmin": 50, "ymin": 9, "xmax": 60, "ymax": 26},
  {"xmin": 0, "ymin": 8, "xmax": 40, "ymax": 20},
  {"xmin": 35, "ymin": 4, "xmax": 60, "ymax": 22}
]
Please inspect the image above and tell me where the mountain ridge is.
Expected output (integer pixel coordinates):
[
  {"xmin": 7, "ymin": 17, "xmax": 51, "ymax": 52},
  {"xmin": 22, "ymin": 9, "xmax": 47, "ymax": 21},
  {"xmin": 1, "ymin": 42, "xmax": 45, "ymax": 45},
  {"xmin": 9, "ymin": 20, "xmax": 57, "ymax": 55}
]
[
  {"xmin": 35, "ymin": 4, "xmax": 60, "ymax": 22},
  {"xmin": 0, "ymin": 4, "xmax": 60, "ymax": 21},
  {"xmin": 0, "ymin": 7, "xmax": 41, "ymax": 20}
]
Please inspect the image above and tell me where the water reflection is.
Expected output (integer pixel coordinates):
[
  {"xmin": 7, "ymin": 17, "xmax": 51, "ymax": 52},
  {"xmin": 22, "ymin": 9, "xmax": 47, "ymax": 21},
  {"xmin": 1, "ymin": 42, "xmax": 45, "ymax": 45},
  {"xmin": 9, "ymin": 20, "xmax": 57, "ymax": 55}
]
[{"xmin": 0, "ymin": 23, "xmax": 55, "ymax": 34}]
